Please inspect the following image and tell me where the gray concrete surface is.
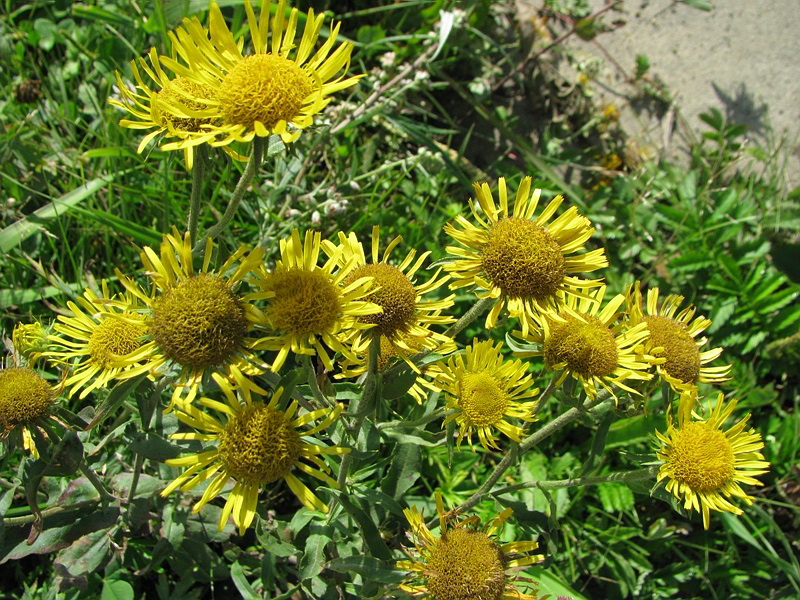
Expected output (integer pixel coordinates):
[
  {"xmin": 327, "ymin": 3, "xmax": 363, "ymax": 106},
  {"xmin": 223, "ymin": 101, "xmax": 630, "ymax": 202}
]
[{"xmin": 555, "ymin": 0, "xmax": 800, "ymax": 188}]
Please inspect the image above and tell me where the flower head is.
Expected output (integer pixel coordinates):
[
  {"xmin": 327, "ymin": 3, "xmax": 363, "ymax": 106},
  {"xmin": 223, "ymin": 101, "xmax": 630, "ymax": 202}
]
[
  {"xmin": 44, "ymin": 281, "xmax": 149, "ymax": 399},
  {"xmin": 109, "ymin": 48, "xmax": 218, "ymax": 169},
  {"xmin": 162, "ymin": 370, "xmax": 348, "ymax": 534},
  {"xmin": 656, "ymin": 390, "xmax": 769, "ymax": 529},
  {"xmin": 0, "ymin": 363, "xmax": 57, "ymax": 457},
  {"xmin": 253, "ymin": 229, "xmax": 380, "ymax": 373},
  {"xmin": 325, "ymin": 226, "xmax": 455, "ymax": 350},
  {"xmin": 12, "ymin": 322, "xmax": 50, "ymax": 362},
  {"xmin": 515, "ymin": 285, "xmax": 655, "ymax": 401},
  {"xmin": 161, "ymin": 0, "xmax": 361, "ymax": 148},
  {"xmin": 444, "ymin": 177, "xmax": 607, "ymax": 334},
  {"xmin": 115, "ymin": 228, "xmax": 266, "ymax": 410},
  {"xmin": 430, "ymin": 339, "xmax": 538, "ymax": 450},
  {"xmin": 626, "ymin": 282, "xmax": 731, "ymax": 392},
  {"xmin": 398, "ymin": 493, "xmax": 543, "ymax": 599}
]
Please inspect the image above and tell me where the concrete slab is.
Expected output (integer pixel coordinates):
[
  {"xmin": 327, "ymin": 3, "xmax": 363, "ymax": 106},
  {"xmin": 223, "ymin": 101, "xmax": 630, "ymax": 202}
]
[{"xmin": 551, "ymin": 0, "xmax": 800, "ymax": 188}]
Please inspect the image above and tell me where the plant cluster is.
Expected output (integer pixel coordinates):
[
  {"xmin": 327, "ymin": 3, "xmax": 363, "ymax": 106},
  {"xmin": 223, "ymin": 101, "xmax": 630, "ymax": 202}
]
[{"xmin": 1, "ymin": 1, "xmax": 798, "ymax": 599}]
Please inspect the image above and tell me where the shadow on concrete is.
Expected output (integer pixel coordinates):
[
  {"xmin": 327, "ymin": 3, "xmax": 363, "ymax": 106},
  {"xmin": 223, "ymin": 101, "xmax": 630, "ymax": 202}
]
[{"xmin": 711, "ymin": 82, "xmax": 769, "ymax": 137}]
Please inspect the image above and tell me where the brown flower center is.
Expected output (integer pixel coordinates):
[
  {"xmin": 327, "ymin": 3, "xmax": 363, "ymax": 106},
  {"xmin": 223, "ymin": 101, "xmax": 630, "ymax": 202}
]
[
  {"xmin": 544, "ymin": 315, "xmax": 618, "ymax": 377},
  {"xmin": 481, "ymin": 217, "xmax": 566, "ymax": 300},
  {"xmin": 425, "ymin": 528, "xmax": 507, "ymax": 600},
  {"xmin": 218, "ymin": 403, "xmax": 303, "ymax": 486},
  {"xmin": 644, "ymin": 315, "xmax": 701, "ymax": 384},
  {"xmin": 151, "ymin": 274, "xmax": 248, "ymax": 369}
]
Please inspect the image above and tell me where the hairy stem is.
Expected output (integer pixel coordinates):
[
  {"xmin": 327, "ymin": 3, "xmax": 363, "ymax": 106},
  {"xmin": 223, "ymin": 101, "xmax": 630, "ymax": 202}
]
[
  {"xmin": 336, "ymin": 337, "xmax": 381, "ymax": 488},
  {"xmin": 187, "ymin": 144, "xmax": 207, "ymax": 243},
  {"xmin": 193, "ymin": 137, "xmax": 264, "ymax": 253},
  {"xmin": 453, "ymin": 395, "xmax": 614, "ymax": 515},
  {"xmin": 492, "ymin": 466, "xmax": 658, "ymax": 496}
]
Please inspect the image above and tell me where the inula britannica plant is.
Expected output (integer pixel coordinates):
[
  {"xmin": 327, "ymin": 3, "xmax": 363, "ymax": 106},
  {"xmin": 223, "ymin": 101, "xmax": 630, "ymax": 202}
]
[{"xmin": 3, "ymin": 1, "xmax": 788, "ymax": 598}]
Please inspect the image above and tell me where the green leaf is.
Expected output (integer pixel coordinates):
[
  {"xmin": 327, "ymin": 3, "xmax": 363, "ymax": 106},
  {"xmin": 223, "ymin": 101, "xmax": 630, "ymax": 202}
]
[
  {"xmin": 581, "ymin": 412, "xmax": 614, "ymax": 476},
  {"xmin": 257, "ymin": 527, "xmax": 297, "ymax": 557},
  {"xmin": 381, "ymin": 429, "xmax": 442, "ymax": 447},
  {"xmin": 528, "ymin": 565, "xmax": 589, "ymax": 600},
  {"xmin": 101, "ymin": 580, "xmax": 134, "ymax": 600},
  {"xmin": 230, "ymin": 561, "xmax": 260, "ymax": 600},
  {"xmin": 160, "ymin": 504, "xmax": 186, "ymax": 550},
  {"xmin": 716, "ymin": 252, "xmax": 743, "ymax": 285},
  {"xmin": 336, "ymin": 494, "xmax": 393, "ymax": 560},
  {"xmin": 678, "ymin": 0, "xmax": 714, "ymax": 11},
  {"xmin": 299, "ymin": 529, "xmax": 331, "ymax": 581},
  {"xmin": 0, "ymin": 506, "xmax": 119, "ymax": 563},
  {"xmin": 54, "ymin": 529, "xmax": 111, "ymax": 580},
  {"xmin": 699, "ymin": 108, "xmax": 725, "ymax": 130},
  {"xmin": 597, "ymin": 482, "xmax": 636, "ymax": 512},
  {"xmin": 354, "ymin": 487, "xmax": 405, "ymax": 519},
  {"xmin": 128, "ymin": 431, "xmax": 183, "ymax": 462},
  {"xmin": 356, "ymin": 24, "xmax": 385, "ymax": 46},
  {"xmin": 0, "ymin": 174, "xmax": 115, "ymax": 253},
  {"xmin": 110, "ymin": 474, "xmax": 163, "ymax": 499},
  {"xmin": 33, "ymin": 18, "xmax": 61, "ymax": 50},
  {"xmin": 381, "ymin": 367, "xmax": 417, "ymax": 400},
  {"xmin": 669, "ymin": 250, "xmax": 714, "ymax": 274},
  {"xmin": 86, "ymin": 374, "xmax": 149, "ymax": 430},
  {"xmin": 72, "ymin": 5, "xmax": 136, "ymax": 26},
  {"xmin": 326, "ymin": 555, "xmax": 405, "ymax": 584},
  {"xmin": 381, "ymin": 443, "xmax": 420, "ymax": 500},
  {"xmin": 0, "ymin": 487, "xmax": 17, "ymax": 548},
  {"xmin": 0, "ymin": 282, "xmax": 84, "ymax": 309},
  {"xmin": 57, "ymin": 477, "xmax": 101, "ymax": 506},
  {"xmin": 634, "ymin": 54, "xmax": 650, "ymax": 79},
  {"xmin": 70, "ymin": 206, "xmax": 162, "ymax": 247},
  {"xmin": 753, "ymin": 286, "xmax": 798, "ymax": 314},
  {"xmin": 677, "ymin": 172, "xmax": 697, "ymax": 204}
]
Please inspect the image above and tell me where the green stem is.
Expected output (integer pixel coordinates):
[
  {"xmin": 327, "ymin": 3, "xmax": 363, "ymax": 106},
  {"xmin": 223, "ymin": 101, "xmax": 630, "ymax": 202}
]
[
  {"xmin": 377, "ymin": 408, "xmax": 451, "ymax": 431},
  {"xmin": 453, "ymin": 395, "xmax": 614, "ymax": 515},
  {"xmin": 79, "ymin": 463, "xmax": 116, "ymax": 503},
  {"xmin": 302, "ymin": 355, "xmax": 334, "ymax": 409},
  {"xmin": 492, "ymin": 466, "xmax": 658, "ymax": 496},
  {"xmin": 126, "ymin": 453, "xmax": 145, "ymax": 506},
  {"xmin": 442, "ymin": 296, "xmax": 495, "ymax": 341},
  {"xmin": 187, "ymin": 144, "xmax": 207, "ymax": 242},
  {"xmin": 531, "ymin": 374, "xmax": 559, "ymax": 418},
  {"xmin": 192, "ymin": 137, "xmax": 264, "ymax": 253},
  {"xmin": 336, "ymin": 337, "xmax": 380, "ymax": 488},
  {"xmin": 2, "ymin": 498, "xmax": 102, "ymax": 527},
  {"xmin": 359, "ymin": 336, "xmax": 381, "ymax": 416}
]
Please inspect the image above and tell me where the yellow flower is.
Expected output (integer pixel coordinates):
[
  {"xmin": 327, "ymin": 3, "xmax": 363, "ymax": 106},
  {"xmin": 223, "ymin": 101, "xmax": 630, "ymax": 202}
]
[
  {"xmin": 160, "ymin": 0, "xmax": 361, "ymax": 149},
  {"xmin": 626, "ymin": 282, "xmax": 731, "ymax": 392},
  {"xmin": 656, "ymin": 390, "xmax": 769, "ymax": 529},
  {"xmin": 44, "ymin": 281, "xmax": 149, "ymax": 399},
  {"xmin": 12, "ymin": 322, "xmax": 49, "ymax": 362},
  {"xmin": 324, "ymin": 225, "xmax": 455, "ymax": 352},
  {"xmin": 430, "ymin": 339, "xmax": 538, "ymax": 449},
  {"xmin": 252, "ymin": 229, "xmax": 380, "ymax": 373},
  {"xmin": 109, "ymin": 48, "xmax": 218, "ymax": 170},
  {"xmin": 444, "ymin": 176, "xmax": 607, "ymax": 334},
  {"xmin": 115, "ymin": 228, "xmax": 267, "ymax": 411},
  {"xmin": 398, "ymin": 492, "xmax": 543, "ymax": 599},
  {"xmin": 0, "ymin": 363, "xmax": 57, "ymax": 458},
  {"xmin": 515, "ymin": 285, "xmax": 655, "ymax": 401},
  {"xmin": 162, "ymin": 370, "xmax": 349, "ymax": 534}
]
